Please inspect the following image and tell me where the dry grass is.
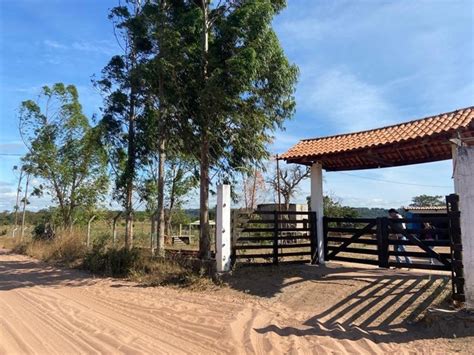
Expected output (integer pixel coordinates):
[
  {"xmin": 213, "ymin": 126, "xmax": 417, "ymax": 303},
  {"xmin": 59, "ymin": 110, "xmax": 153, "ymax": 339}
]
[
  {"xmin": 0, "ymin": 233, "xmax": 217, "ymax": 290},
  {"xmin": 9, "ymin": 232, "xmax": 87, "ymax": 267},
  {"xmin": 0, "ymin": 236, "xmax": 18, "ymax": 250},
  {"xmin": 130, "ymin": 257, "xmax": 219, "ymax": 290}
]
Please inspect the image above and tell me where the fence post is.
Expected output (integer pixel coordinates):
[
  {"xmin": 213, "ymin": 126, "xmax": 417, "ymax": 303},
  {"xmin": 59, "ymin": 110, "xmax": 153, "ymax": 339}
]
[
  {"xmin": 447, "ymin": 194, "xmax": 465, "ymax": 303},
  {"xmin": 310, "ymin": 212, "xmax": 318, "ymax": 264},
  {"xmin": 377, "ymin": 217, "xmax": 389, "ymax": 268},
  {"xmin": 216, "ymin": 184, "xmax": 232, "ymax": 272},
  {"xmin": 322, "ymin": 217, "xmax": 328, "ymax": 261},
  {"xmin": 273, "ymin": 211, "xmax": 279, "ymax": 265},
  {"xmin": 87, "ymin": 215, "xmax": 96, "ymax": 248}
]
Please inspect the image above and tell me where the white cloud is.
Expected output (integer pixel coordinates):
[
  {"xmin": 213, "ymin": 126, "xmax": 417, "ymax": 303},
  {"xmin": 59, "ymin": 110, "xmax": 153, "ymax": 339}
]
[
  {"xmin": 299, "ymin": 68, "xmax": 399, "ymax": 132},
  {"xmin": 323, "ymin": 161, "xmax": 454, "ymax": 208},
  {"xmin": 43, "ymin": 39, "xmax": 67, "ymax": 49},
  {"xmin": 0, "ymin": 141, "xmax": 25, "ymax": 155},
  {"xmin": 268, "ymin": 131, "xmax": 302, "ymax": 155},
  {"xmin": 43, "ymin": 39, "xmax": 118, "ymax": 56},
  {"xmin": 70, "ymin": 40, "xmax": 118, "ymax": 56},
  {"xmin": 0, "ymin": 182, "xmax": 53, "ymax": 212}
]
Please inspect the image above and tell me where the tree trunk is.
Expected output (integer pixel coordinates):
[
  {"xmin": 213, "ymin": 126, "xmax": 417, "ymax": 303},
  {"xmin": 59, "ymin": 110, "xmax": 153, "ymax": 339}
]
[
  {"xmin": 150, "ymin": 211, "xmax": 156, "ymax": 251},
  {"xmin": 251, "ymin": 170, "xmax": 257, "ymax": 209},
  {"xmin": 125, "ymin": 114, "xmax": 135, "ymax": 250},
  {"xmin": 198, "ymin": 0, "xmax": 211, "ymax": 260},
  {"xmin": 156, "ymin": 139, "xmax": 166, "ymax": 257},
  {"xmin": 199, "ymin": 134, "xmax": 211, "ymax": 259},
  {"xmin": 124, "ymin": 1, "xmax": 143, "ymax": 250},
  {"xmin": 165, "ymin": 166, "xmax": 177, "ymax": 236},
  {"xmin": 112, "ymin": 211, "xmax": 122, "ymax": 247},
  {"xmin": 20, "ymin": 173, "xmax": 30, "ymax": 241},
  {"xmin": 14, "ymin": 169, "xmax": 23, "ymax": 229}
]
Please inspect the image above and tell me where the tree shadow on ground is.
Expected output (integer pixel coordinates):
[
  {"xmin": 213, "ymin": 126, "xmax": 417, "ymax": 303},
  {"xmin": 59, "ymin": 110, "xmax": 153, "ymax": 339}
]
[{"xmin": 0, "ymin": 251, "xmax": 96, "ymax": 291}]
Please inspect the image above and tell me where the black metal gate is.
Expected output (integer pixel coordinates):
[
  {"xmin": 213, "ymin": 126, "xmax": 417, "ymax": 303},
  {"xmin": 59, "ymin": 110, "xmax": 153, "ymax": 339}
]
[{"xmin": 232, "ymin": 210, "xmax": 318, "ymax": 266}]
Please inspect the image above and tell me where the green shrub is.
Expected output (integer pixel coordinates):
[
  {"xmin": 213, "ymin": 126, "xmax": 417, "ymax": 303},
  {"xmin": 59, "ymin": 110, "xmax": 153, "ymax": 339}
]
[
  {"xmin": 32, "ymin": 223, "xmax": 55, "ymax": 241},
  {"xmin": 91, "ymin": 233, "xmax": 111, "ymax": 249}
]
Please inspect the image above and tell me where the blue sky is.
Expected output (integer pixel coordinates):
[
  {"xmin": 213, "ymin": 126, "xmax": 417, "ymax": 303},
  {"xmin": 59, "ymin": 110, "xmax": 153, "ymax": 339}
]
[{"xmin": 0, "ymin": 0, "xmax": 473, "ymax": 211}]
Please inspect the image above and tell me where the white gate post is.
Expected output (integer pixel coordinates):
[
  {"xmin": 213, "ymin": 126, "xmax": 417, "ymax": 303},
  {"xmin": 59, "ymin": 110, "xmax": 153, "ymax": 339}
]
[
  {"xmin": 311, "ymin": 162, "xmax": 325, "ymax": 263},
  {"xmin": 453, "ymin": 145, "xmax": 474, "ymax": 308},
  {"xmin": 216, "ymin": 184, "xmax": 231, "ymax": 272}
]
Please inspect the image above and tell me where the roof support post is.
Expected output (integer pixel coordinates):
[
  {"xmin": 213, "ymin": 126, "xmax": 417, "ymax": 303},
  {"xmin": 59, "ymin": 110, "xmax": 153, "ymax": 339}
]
[
  {"xmin": 311, "ymin": 162, "xmax": 325, "ymax": 264},
  {"xmin": 452, "ymin": 144, "xmax": 474, "ymax": 308}
]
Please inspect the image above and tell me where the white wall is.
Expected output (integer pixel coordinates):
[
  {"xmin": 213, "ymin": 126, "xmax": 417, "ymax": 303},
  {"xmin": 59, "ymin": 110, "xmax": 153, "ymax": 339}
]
[{"xmin": 453, "ymin": 146, "xmax": 474, "ymax": 308}]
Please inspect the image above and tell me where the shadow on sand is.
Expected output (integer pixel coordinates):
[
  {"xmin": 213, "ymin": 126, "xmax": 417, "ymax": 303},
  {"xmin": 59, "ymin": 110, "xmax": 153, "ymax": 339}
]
[
  {"xmin": 226, "ymin": 262, "xmax": 473, "ymax": 344},
  {"xmin": 0, "ymin": 250, "xmax": 96, "ymax": 291}
]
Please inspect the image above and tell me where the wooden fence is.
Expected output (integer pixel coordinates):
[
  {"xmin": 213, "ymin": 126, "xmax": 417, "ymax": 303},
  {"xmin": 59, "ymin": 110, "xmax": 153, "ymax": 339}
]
[
  {"xmin": 232, "ymin": 210, "xmax": 318, "ymax": 266},
  {"xmin": 323, "ymin": 193, "xmax": 465, "ymax": 302},
  {"xmin": 324, "ymin": 216, "xmax": 452, "ymax": 270}
]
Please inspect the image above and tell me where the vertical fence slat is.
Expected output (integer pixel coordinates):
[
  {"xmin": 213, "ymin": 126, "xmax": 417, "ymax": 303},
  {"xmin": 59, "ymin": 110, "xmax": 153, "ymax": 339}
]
[
  {"xmin": 447, "ymin": 194, "xmax": 465, "ymax": 302},
  {"xmin": 380, "ymin": 217, "xmax": 390, "ymax": 268},
  {"xmin": 310, "ymin": 212, "xmax": 318, "ymax": 264},
  {"xmin": 323, "ymin": 217, "xmax": 328, "ymax": 261},
  {"xmin": 376, "ymin": 218, "xmax": 383, "ymax": 267},
  {"xmin": 273, "ymin": 211, "xmax": 279, "ymax": 265}
]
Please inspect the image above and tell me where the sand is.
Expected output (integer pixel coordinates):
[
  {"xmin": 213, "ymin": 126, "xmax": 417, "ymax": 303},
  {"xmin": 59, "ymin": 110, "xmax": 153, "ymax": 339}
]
[{"xmin": 1, "ymin": 249, "xmax": 473, "ymax": 354}]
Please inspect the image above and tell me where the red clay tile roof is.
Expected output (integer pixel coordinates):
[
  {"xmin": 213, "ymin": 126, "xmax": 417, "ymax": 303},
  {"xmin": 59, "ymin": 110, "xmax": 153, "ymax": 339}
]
[{"xmin": 281, "ymin": 106, "xmax": 474, "ymax": 170}]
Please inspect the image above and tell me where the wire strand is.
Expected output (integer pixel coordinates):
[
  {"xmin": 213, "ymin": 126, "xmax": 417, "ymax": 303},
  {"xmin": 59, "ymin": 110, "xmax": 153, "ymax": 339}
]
[{"xmin": 335, "ymin": 172, "xmax": 452, "ymax": 188}]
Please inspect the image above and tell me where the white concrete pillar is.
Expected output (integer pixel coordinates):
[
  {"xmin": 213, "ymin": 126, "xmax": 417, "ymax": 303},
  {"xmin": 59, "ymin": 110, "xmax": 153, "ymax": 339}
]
[
  {"xmin": 453, "ymin": 145, "xmax": 474, "ymax": 308},
  {"xmin": 216, "ymin": 184, "xmax": 231, "ymax": 272},
  {"xmin": 311, "ymin": 162, "xmax": 325, "ymax": 263}
]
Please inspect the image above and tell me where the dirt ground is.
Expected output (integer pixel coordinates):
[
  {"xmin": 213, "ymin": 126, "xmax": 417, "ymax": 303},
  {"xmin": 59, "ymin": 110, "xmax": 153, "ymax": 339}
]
[{"xmin": 1, "ymin": 249, "xmax": 473, "ymax": 354}]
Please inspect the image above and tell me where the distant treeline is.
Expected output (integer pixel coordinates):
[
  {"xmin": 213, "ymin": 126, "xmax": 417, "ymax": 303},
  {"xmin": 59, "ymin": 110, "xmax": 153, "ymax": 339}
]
[
  {"xmin": 0, "ymin": 209, "xmax": 216, "ymax": 227},
  {"xmin": 1, "ymin": 207, "xmax": 392, "ymax": 226},
  {"xmin": 352, "ymin": 207, "xmax": 391, "ymax": 218}
]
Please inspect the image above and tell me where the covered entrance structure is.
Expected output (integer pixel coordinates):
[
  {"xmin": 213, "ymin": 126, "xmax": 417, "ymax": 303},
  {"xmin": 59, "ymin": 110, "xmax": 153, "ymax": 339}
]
[{"xmin": 281, "ymin": 107, "xmax": 474, "ymax": 306}]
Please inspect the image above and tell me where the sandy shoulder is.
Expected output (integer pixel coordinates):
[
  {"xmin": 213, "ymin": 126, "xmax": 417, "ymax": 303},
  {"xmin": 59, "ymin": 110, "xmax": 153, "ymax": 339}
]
[{"xmin": 0, "ymin": 249, "xmax": 472, "ymax": 354}]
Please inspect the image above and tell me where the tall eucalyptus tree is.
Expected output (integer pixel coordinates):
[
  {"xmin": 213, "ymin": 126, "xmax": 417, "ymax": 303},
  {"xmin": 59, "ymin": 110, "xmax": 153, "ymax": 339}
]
[
  {"xmin": 96, "ymin": 1, "xmax": 152, "ymax": 249},
  {"xmin": 180, "ymin": 0, "xmax": 298, "ymax": 258}
]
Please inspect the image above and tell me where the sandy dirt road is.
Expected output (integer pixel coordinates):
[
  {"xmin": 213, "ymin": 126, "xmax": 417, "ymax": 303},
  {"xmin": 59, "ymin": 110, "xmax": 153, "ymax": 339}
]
[{"xmin": 1, "ymin": 249, "xmax": 472, "ymax": 354}]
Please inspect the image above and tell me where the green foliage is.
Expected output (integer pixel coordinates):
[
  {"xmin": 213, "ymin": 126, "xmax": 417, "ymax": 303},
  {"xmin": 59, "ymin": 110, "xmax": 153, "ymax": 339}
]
[
  {"xmin": 137, "ymin": 158, "xmax": 198, "ymax": 215},
  {"xmin": 171, "ymin": 0, "xmax": 298, "ymax": 175},
  {"xmin": 32, "ymin": 223, "xmax": 55, "ymax": 241},
  {"xmin": 137, "ymin": 0, "xmax": 298, "ymax": 257},
  {"xmin": 409, "ymin": 194, "xmax": 445, "ymax": 207},
  {"xmin": 0, "ymin": 209, "xmax": 53, "ymax": 226},
  {"xmin": 312, "ymin": 196, "xmax": 359, "ymax": 218},
  {"xmin": 95, "ymin": 6, "xmax": 147, "ymax": 205},
  {"xmin": 18, "ymin": 84, "xmax": 108, "ymax": 227},
  {"xmin": 352, "ymin": 207, "xmax": 389, "ymax": 218},
  {"xmin": 169, "ymin": 209, "xmax": 192, "ymax": 226}
]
